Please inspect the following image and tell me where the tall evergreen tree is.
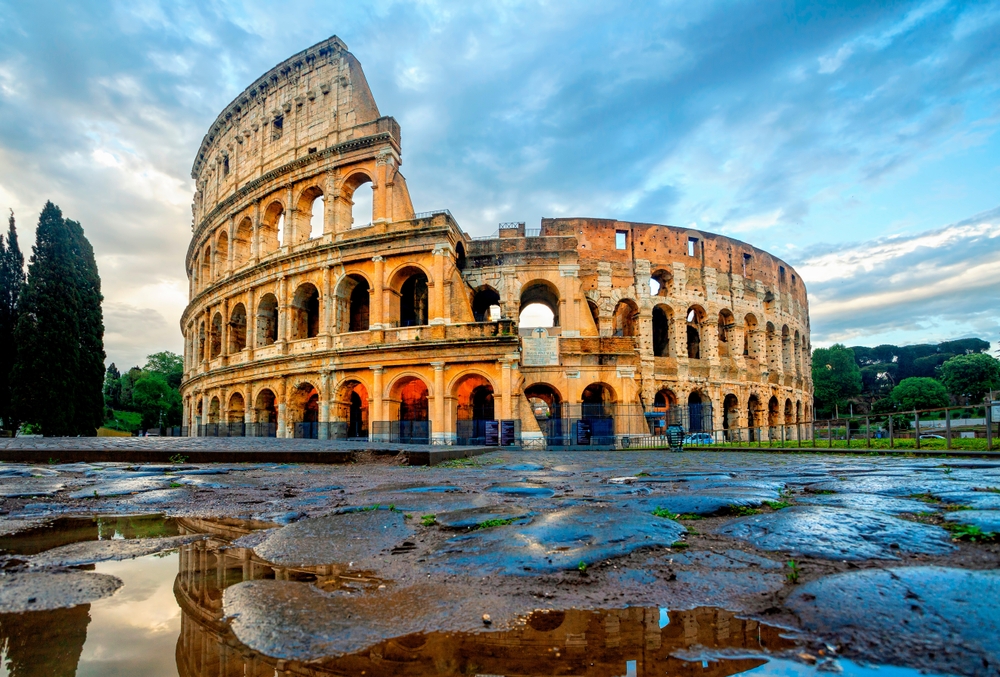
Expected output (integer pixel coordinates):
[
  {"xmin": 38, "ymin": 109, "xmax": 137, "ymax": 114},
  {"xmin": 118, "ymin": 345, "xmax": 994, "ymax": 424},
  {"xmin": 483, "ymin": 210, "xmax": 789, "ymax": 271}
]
[
  {"xmin": 12, "ymin": 202, "xmax": 104, "ymax": 436},
  {"xmin": 0, "ymin": 210, "xmax": 25, "ymax": 428}
]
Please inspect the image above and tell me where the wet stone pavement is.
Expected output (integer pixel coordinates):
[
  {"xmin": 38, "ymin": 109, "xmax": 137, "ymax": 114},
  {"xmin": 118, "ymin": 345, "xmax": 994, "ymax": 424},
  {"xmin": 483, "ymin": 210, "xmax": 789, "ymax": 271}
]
[{"xmin": 0, "ymin": 450, "xmax": 998, "ymax": 676}]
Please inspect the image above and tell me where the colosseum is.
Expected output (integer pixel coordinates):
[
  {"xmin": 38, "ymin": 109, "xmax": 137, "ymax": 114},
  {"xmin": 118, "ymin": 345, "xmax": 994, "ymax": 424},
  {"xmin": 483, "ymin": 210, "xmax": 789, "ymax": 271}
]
[{"xmin": 180, "ymin": 36, "xmax": 812, "ymax": 447}]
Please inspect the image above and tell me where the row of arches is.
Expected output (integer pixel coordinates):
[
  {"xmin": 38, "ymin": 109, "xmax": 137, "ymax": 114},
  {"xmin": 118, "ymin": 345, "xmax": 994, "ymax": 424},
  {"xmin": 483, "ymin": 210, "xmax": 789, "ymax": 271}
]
[{"xmin": 193, "ymin": 178, "xmax": 375, "ymax": 291}]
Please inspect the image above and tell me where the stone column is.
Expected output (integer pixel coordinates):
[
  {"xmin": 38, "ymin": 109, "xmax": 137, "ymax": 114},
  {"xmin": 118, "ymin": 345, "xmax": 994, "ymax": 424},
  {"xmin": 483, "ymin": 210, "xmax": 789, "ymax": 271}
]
[
  {"xmin": 201, "ymin": 392, "xmax": 210, "ymax": 435},
  {"xmin": 246, "ymin": 286, "xmax": 256, "ymax": 357},
  {"xmin": 203, "ymin": 307, "xmax": 212, "ymax": 365},
  {"xmin": 251, "ymin": 200, "xmax": 261, "ymax": 264},
  {"xmin": 500, "ymin": 359, "xmax": 513, "ymax": 420},
  {"xmin": 283, "ymin": 185, "xmax": 294, "ymax": 247},
  {"xmin": 277, "ymin": 275, "xmax": 288, "ymax": 353},
  {"xmin": 321, "ymin": 265, "xmax": 332, "ymax": 343},
  {"xmin": 277, "ymin": 378, "xmax": 288, "ymax": 438},
  {"xmin": 244, "ymin": 384, "xmax": 253, "ymax": 426},
  {"xmin": 221, "ymin": 298, "xmax": 230, "ymax": 359},
  {"xmin": 319, "ymin": 371, "xmax": 331, "ymax": 439},
  {"xmin": 371, "ymin": 255, "xmax": 385, "ymax": 329},
  {"xmin": 227, "ymin": 215, "xmax": 235, "ymax": 274},
  {"xmin": 430, "ymin": 244, "xmax": 448, "ymax": 325},
  {"xmin": 324, "ymin": 171, "xmax": 337, "ymax": 236},
  {"xmin": 432, "ymin": 362, "xmax": 446, "ymax": 445},
  {"xmin": 371, "ymin": 366, "xmax": 384, "ymax": 440}
]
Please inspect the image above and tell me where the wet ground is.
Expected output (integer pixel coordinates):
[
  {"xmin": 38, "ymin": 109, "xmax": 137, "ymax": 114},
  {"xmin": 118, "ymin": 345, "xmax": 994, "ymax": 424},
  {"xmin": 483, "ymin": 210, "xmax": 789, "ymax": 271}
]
[{"xmin": 0, "ymin": 450, "xmax": 998, "ymax": 676}]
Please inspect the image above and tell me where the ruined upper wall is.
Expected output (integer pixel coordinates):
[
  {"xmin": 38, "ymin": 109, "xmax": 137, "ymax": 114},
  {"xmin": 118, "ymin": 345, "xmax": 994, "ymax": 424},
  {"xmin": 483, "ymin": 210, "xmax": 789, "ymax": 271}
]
[
  {"xmin": 540, "ymin": 218, "xmax": 808, "ymax": 307},
  {"xmin": 190, "ymin": 36, "xmax": 390, "ymax": 226}
]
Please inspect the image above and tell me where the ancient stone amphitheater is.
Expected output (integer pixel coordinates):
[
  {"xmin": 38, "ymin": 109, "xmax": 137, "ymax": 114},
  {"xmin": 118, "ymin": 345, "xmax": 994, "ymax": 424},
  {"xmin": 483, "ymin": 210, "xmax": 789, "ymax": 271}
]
[{"xmin": 180, "ymin": 36, "xmax": 812, "ymax": 446}]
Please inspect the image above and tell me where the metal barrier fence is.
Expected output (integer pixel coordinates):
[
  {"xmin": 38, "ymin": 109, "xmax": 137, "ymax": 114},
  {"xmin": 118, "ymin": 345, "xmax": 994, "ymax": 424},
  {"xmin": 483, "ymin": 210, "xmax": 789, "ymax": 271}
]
[
  {"xmin": 196, "ymin": 423, "xmax": 276, "ymax": 438},
  {"xmin": 371, "ymin": 420, "xmax": 432, "ymax": 444},
  {"xmin": 456, "ymin": 419, "xmax": 521, "ymax": 446}
]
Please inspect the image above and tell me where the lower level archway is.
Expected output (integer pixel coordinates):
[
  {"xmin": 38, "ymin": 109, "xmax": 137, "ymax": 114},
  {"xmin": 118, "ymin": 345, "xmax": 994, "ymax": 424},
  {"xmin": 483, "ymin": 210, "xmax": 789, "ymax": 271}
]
[
  {"xmin": 253, "ymin": 389, "xmax": 277, "ymax": 437},
  {"xmin": 454, "ymin": 373, "xmax": 495, "ymax": 444},
  {"xmin": 335, "ymin": 380, "xmax": 369, "ymax": 440},
  {"xmin": 388, "ymin": 376, "xmax": 430, "ymax": 443}
]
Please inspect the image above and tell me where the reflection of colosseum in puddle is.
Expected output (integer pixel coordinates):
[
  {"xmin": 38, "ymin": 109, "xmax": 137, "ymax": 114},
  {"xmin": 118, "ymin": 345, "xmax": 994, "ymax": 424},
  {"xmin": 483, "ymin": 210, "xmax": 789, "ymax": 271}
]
[
  {"xmin": 175, "ymin": 518, "xmax": 793, "ymax": 676},
  {"xmin": 181, "ymin": 35, "xmax": 812, "ymax": 446}
]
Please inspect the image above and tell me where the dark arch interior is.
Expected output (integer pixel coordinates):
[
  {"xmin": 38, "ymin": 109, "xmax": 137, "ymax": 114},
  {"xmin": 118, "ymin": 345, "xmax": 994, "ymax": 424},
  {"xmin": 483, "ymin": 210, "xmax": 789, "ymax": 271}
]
[
  {"xmin": 525, "ymin": 384, "xmax": 561, "ymax": 420},
  {"xmin": 256, "ymin": 294, "xmax": 278, "ymax": 346},
  {"xmin": 291, "ymin": 284, "xmax": 320, "ymax": 339},
  {"xmin": 652, "ymin": 306, "xmax": 670, "ymax": 357},
  {"xmin": 400, "ymin": 273, "xmax": 429, "ymax": 327},
  {"xmin": 519, "ymin": 282, "xmax": 559, "ymax": 326},
  {"xmin": 210, "ymin": 313, "xmax": 223, "ymax": 358},
  {"xmin": 349, "ymin": 277, "xmax": 370, "ymax": 331},
  {"xmin": 472, "ymin": 287, "xmax": 501, "ymax": 322}
]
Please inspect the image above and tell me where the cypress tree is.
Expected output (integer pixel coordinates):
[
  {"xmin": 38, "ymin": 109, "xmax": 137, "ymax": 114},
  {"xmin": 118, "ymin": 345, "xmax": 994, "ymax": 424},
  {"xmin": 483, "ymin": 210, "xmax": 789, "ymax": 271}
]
[
  {"xmin": 12, "ymin": 202, "xmax": 105, "ymax": 436},
  {"xmin": 0, "ymin": 210, "xmax": 25, "ymax": 428}
]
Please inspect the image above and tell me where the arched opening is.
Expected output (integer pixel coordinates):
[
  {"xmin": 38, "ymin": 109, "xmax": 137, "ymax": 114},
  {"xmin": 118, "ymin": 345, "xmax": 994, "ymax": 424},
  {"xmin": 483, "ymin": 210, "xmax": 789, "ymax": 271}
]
[
  {"xmin": 228, "ymin": 303, "xmax": 247, "ymax": 353},
  {"xmin": 519, "ymin": 280, "xmax": 560, "ymax": 328},
  {"xmin": 335, "ymin": 274, "xmax": 370, "ymax": 333},
  {"xmin": 781, "ymin": 325, "xmax": 792, "ymax": 372},
  {"xmin": 768, "ymin": 396, "xmax": 780, "ymax": 428},
  {"xmin": 216, "ymin": 231, "xmax": 228, "ymax": 278},
  {"xmin": 687, "ymin": 390, "xmax": 710, "ymax": 433},
  {"xmin": 471, "ymin": 287, "xmax": 501, "ymax": 322},
  {"xmin": 395, "ymin": 269, "xmax": 429, "ymax": 327},
  {"xmin": 796, "ymin": 400, "xmax": 802, "ymax": 423},
  {"xmin": 747, "ymin": 394, "xmax": 762, "ymax": 441},
  {"xmin": 587, "ymin": 300, "xmax": 600, "ymax": 331},
  {"xmin": 228, "ymin": 393, "xmax": 245, "ymax": 427},
  {"xmin": 650, "ymin": 388, "xmax": 678, "ymax": 434},
  {"xmin": 389, "ymin": 376, "xmax": 430, "ymax": 443},
  {"xmin": 744, "ymin": 314, "xmax": 759, "ymax": 359},
  {"xmin": 208, "ymin": 397, "xmax": 220, "ymax": 424},
  {"xmin": 650, "ymin": 269, "xmax": 672, "ymax": 297},
  {"xmin": 454, "ymin": 374, "xmax": 495, "ymax": 445},
  {"xmin": 290, "ymin": 382, "xmax": 320, "ymax": 438},
  {"xmin": 766, "ymin": 322, "xmax": 777, "ymax": 369},
  {"xmin": 612, "ymin": 299, "xmax": 638, "ymax": 337},
  {"xmin": 525, "ymin": 383, "xmax": 563, "ymax": 443},
  {"xmin": 335, "ymin": 381, "xmax": 369, "ymax": 440},
  {"xmin": 290, "ymin": 283, "xmax": 320, "ymax": 339},
  {"xmin": 234, "ymin": 217, "xmax": 252, "ymax": 267},
  {"xmin": 455, "ymin": 243, "xmax": 467, "ymax": 272},
  {"xmin": 723, "ymin": 394, "xmax": 740, "ymax": 439},
  {"xmin": 718, "ymin": 309, "xmax": 735, "ymax": 358},
  {"xmin": 793, "ymin": 330, "xmax": 802, "ymax": 376},
  {"xmin": 686, "ymin": 306, "xmax": 705, "ymax": 359},
  {"xmin": 197, "ymin": 321, "xmax": 206, "ymax": 362},
  {"xmin": 253, "ymin": 388, "xmax": 277, "ymax": 437},
  {"xmin": 351, "ymin": 179, "xmax": 373, "ymax": 228},
  {"xmin": 256, "ymin": 293, "xmax": 278, "ymax": 346},
  {"xmin": 200, "ymin": 246, "xmax": 211, "ymax": 288},
  {"xmin": 305, "ymin": 189, "xmax": 325, "ymax": 240},
  {"xmin": 652, "ymin": 305, "xmax": 671, "ymax": 357},
  {"xmin": 582, "ymin": 384, "xmax": 616, "ymax": 445},
  {"xmin": 210, "ymin": 313, "xmax": 223, "ymax": 359},
  {"xmin": 784, "ymin": 398, "xmax": 793, "ymax": 425},
  {"xmin": 260, "ymin": 201, "xmax": 283, "ymax": 254}
]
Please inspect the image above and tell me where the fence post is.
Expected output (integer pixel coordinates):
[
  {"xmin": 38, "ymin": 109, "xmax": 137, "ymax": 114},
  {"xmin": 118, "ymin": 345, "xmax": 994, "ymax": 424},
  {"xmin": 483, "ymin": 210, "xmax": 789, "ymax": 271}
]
[
  {"xmin": 987, "ymin": 404, "xmax": 993, "ymax": 452},
  {"xmin": 915, "ymin": 410, "xmax": 920, "ymax": 450},
  {"xmin": 812, "ymin": 420, "xmax": 816, "ymax": 448},
  {"xmin": 945, "ymin": 407, "xmax": 951, "ymax": 450},
  {"xmin": 827, "ymin": 419, "xmax": 832, "ymax": 449},
  {"xmin": 889, "ymin": 414, "xmax": 894, "ymax": 449},
  {"xmin": 866, "ymin": 416, "xmax": 871, "ymax": 449}
]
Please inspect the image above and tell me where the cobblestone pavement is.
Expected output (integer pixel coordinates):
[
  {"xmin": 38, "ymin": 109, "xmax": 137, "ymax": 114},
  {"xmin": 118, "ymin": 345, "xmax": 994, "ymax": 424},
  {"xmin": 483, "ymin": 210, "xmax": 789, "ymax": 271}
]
[{"xmin": 1, "ymin": 450, "xmax": 998, "ymax": 676}]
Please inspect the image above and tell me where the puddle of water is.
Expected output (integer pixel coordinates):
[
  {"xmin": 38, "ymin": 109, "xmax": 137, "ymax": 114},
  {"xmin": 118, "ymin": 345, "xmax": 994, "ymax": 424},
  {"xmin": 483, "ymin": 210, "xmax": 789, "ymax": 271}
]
[{"xmin": 0, "ymin": 515, "xmax": 951, "ymax": 677}]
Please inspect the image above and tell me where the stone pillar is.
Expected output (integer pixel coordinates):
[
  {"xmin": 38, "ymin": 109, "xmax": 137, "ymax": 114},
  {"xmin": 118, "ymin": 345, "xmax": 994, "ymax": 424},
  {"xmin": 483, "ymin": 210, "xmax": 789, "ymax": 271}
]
[
  {"xmin": 244, "ymin": 384, "xmax": 253, "ymax": 426},
  {"xmin": 246, "ymin": 286, "xmax": 256, "ymax": 357},
  {"xmin": 277, "ymin": 378, "xmax": 288, "ymax": 438},
  {"xmin": 283, "ymin": 185, "xmax": 294, "ymax": 247},
  {"xmin": 227, "ymin": 216, "xmax": 235, "ymax": 274},
  {"xmin": 203, "ymin": 307, "xmax": 212, "ymax": 365},
  {"xmin": 431, "ymin": 244, "xmax": 448, "ymax": 325},
  {"xmin": 371, "ymin": 255, "xmax": 384, "ymax": 329},
  {"xmin": 221, "ymin": 298, "xmax": 230, "ymax": 359},
  {"xmin": 432, "ymin": 362, "xmax": 446, "ymax": 445},
  {"xmin": 321, "ymin": 265, "xmax": 332, "ymax": 338},
  {"xmin": 201, "ymin": 392, "xmax": 209, "ymax": 435},
  {"xmin": 324, "ymin": 171, "xmax": 337, "ymax": 236},
  {"xmin": 371, "ymin": 366, "xmax": 384, "ymax": 440},
  {"xmin": 277, "ymin": 275, "xmax": 288, "ymax": 353},
  {"xmin": 319, "ymin": 371, "xmax": 331, "ymax": 439},
  {"xmin": 251, "ymin": 200, "xmax": 261, "ymax": 264}
]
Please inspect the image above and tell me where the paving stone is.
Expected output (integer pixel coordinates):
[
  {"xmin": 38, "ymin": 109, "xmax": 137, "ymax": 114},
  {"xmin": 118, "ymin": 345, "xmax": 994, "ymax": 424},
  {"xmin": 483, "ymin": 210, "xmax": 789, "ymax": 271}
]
[
  {"xmin": 0, "ymin": 478, "xmax": 66, "ymax": 497},
  {"xmin": 796, "ymin": 492, "xmax": 937, "ymax": 514},
  {"xmin": 0, "ymin": 571, "xmax": 123, "ymax": 612},
  {"xmin": 29, "ymin": 534, "xmax": 204, "ymax": 567},
  {"xmin": 933, "ymin": 491, "xmax": 1000, "ymax": 510},
  {"xmin": 715, "ymin": 505, "xmax": 954, "ymax": 560},
  {"xmin": 943, "ymin": 510, "xmax": 1000, "ymax": 534},
  {"xmin": 430, "ymin": 504, "xmax": 685, "ymax": 574},
  {"xmin": 485, "ymin": 483, "xmax": 556, "ymax": 497},
  {"xmin": 434, "ymin": 506, "xmax": 533, "ymax": 529},
  {"xmin": 252, "ymin": 510, "xmax": 414, "ymax": 568},
  {"xmin": 787, "ymin": 567, "xmax": 1000, "ymax": 676},
  {"xmin": 67, "ymin": 476, "xmax": 171, "ymax": 498},
  {"xmin": 625, "ymin": 490, "xmax": 779, "ymax": 516}
]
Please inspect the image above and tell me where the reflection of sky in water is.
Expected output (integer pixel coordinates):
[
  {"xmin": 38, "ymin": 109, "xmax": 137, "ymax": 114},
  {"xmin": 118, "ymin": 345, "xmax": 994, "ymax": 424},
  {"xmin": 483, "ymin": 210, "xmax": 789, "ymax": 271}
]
[
  {"xmin": 77, "ymin": 552, "xmax": 181, "ymax": 677},
  {"xmin": 659, "ymin": 607, "xmax": 669, "ymax": 628},
  {"xmin": 737, "ymin": 658, "xmax": 947, "ymax": 677}
]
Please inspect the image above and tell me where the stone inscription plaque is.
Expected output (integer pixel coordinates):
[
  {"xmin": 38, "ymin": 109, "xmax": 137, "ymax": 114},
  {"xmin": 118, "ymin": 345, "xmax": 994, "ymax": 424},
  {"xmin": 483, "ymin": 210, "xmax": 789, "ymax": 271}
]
[{"xmin": 521, "ymin": 330, "xmax": 559, "ymax": 366}]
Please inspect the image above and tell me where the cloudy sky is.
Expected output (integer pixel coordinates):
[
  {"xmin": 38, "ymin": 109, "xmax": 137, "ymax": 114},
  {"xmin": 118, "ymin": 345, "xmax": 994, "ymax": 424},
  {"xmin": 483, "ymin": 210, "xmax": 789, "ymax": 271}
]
[{"xmin": 1, "ymin": 0, "xmax": 998, "ymax": 368}]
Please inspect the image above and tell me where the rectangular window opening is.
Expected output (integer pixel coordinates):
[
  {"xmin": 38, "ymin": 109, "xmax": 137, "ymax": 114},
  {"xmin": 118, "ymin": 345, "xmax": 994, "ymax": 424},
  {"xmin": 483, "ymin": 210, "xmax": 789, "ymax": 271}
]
[
  {"xmin": 223, "ymin": 156, "xmax": 230, "ymax": 176},
  {"xmin": 742, "ymin": 252, "xmax": 752, "ymax": 275},
  {"xmin": 615, "ymin": 231, "xmax": 627, "ymax": 250},
  {"xmin": 779, "ymin": 266, "xmax": 786, "ymax": 283},
  {"xmin": 271, "ymin": 115, "xmax": 283, "ymax": 141},
  {"xmin": 688, "ymin": 237, "xmax": 699, "ymax": 257}
]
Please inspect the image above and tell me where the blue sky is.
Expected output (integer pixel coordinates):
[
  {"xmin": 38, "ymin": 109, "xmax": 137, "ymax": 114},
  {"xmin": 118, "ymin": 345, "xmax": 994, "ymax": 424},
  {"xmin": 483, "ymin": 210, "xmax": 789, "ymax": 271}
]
[{"xmin": 0, "ymin": 0, "xmax": 997, "ymax": 368}]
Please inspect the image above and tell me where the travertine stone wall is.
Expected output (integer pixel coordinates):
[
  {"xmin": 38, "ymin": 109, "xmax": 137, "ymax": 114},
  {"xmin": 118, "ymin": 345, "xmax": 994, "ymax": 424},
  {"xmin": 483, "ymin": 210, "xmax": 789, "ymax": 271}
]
[{"xmin": 180, "ymin": 37, "xmax": 812, "ymax": 443}]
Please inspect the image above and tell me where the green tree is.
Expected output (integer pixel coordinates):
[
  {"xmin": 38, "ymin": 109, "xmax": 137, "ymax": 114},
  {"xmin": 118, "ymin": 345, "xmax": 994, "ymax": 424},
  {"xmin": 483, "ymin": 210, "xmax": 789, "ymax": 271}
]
[
  {"xmin": 11, "ymin": 202, "xmax": 105, "ymax": 436},
  {"xmin": 812, "ymin": 344, "xmax": 862, "ymax": 418},
  {"xmin": 143, "ymin": 351, "xmax": 183, "ymax": 390},
  {"xmin": 939, "ymin": 353, "xmax": 1000, "ymax": 405},
  {"xmin": 131, "ymin": 371, "xmax": 181, "ymax": 429},
  {"xmin": 889, "ymin": 377, "xmax": 949, "ymax": 411},
  {"xmin": 103, "ymin": 363, "xmax": 122, "ymax": 409},
  {"xmin": 0, "ymin": 210, "xmax": 25, "ymax": 428}
]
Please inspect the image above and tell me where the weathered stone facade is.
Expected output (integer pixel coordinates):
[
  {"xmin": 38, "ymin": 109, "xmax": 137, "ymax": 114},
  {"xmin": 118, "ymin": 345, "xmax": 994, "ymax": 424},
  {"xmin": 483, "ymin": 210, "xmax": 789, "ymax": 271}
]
[{"xmin": 180, "ymin": 36, "xmax": 812, "ymax": 444}]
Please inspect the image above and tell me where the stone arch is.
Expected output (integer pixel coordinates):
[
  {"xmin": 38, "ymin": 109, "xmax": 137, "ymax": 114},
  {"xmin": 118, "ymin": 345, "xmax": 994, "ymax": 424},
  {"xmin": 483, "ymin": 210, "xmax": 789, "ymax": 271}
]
[
  {"xmin": 228, "ymin": 302, "xmax": 247, "ymax": 353},
  {"xmin": 687, "ymin": 389, "xmax": 710, "ymax": 433},
  {"xmin": 197, "ymin": 321, "xmax": 206, "ymax": 362},
  {"xmin": 255, "ymin": 293, "xmax": 278, "ymax": 346},
  {"xmin": 208, "ymin": 396, "xmax": 221, "ymax": 424},
  {"xmin": 295, "ymin": 184, "xmax": 325, "ymax": 241},
  {"xmin": 453, "ymin": 372, "xmax": 495, "ymax": 445},
  {"xmin": 334, "ymin": 379, "xmax": 370, "ymax": 439},
  {"xmin": 289, "ymin": 380, "xmax": 320, "ymax": 435},
  {"xmin": 747, "ymin": 393, "xmax": 763, "ymax": 441},
  {"xmin": 650, "ymin": 268, "xmax": 672, "ymax": 297},
  {"xmin": 723, "ymin": 393, "xmax": 740, "ymax": 433},
  {"xmin": 200, "ymin": 245, "xmax": 211, "ymax": 288},
  {"xmin": 581, "ymin": 382, "xmax": 616, "ymax": 419},
  {"xmin": 525, "ymin": 382, "xmax": 562, "ymax": 421},
  {"xmin": 388, "ymin": 264, "xmax": 430, "ymax": 328},
  {"xmin": 781, "ymin": 325, "xmax": 792, "ymax": 372},
  {"xmin": 290, "ymin": 282, "xmax": 320, "ymax": 339},
  {"xmin": 652, "ymin": 304, "xmax": 672, "ymax": 357},
  {"xmin": 334, "ymin": 272, "xmax": 371, "ymax": 333},
  {"xmin": 260, "ymin": 200, "xmax": 284, "ymax": 254},
  {"xmin": 519, "ymin": 279, "xmax": 560, "ymax": 328},
  {"xmin": 612, "ymin": 298, "xmax": 639, "ymax": 337},
  {"xmin": 209, "ymin": 312, "xmax": 223, "ymax": 359},
  {"xmin": 784, "ymin": 398, "xmax": 793, "ymax": 425},
  {"xmin": 386, "ymin": 374, "xmax": 430, "ymax": 425},
  {"xmin": 455, "ymin": 242, "xmax": 467, "ymax": 271},
  {"xmin": 765, "ymin": 322, "xmax": 778, "ymax": 370},
  {"xmin": 341, "ymin": 170, "xmax": 375, "ymax": 229},
  {"xmin": 471, "ymin": 286, "xmax": 501, "ymax": 322},
  {"xmin": 654, "ymin": 388, "xmax": 677, "ymax": 409},
  {"xmin": 227, "ymin": 392, "xmax": 245, "ymax": 423},
  {"xmin": 686, "ymin": 305, "xmax": 706, "ymax": 359},
  {"xmin": 233, "ymin": 217, "xmax": 252, "ymax": 268},
  {"xmin": 215, "ymin": 230, "xmax": 229, "ymax": 279},
  {"xmin": 717, "ymin": 309, "xmax": 735, "ymax": 358},
  {"xmin": 253, "ymin": 388, "xmax": 277, "ymax": 427},
  {"xmin": 586, "ymin": 299, "xmax": 600, "ymax": 332},
  {"xmin": 793, "ymin": 329, "xmax": 802, "ymax": 376},
  {"xmin": 768, "ymin": 395, "xmax": 780, "ymax": 427}
]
